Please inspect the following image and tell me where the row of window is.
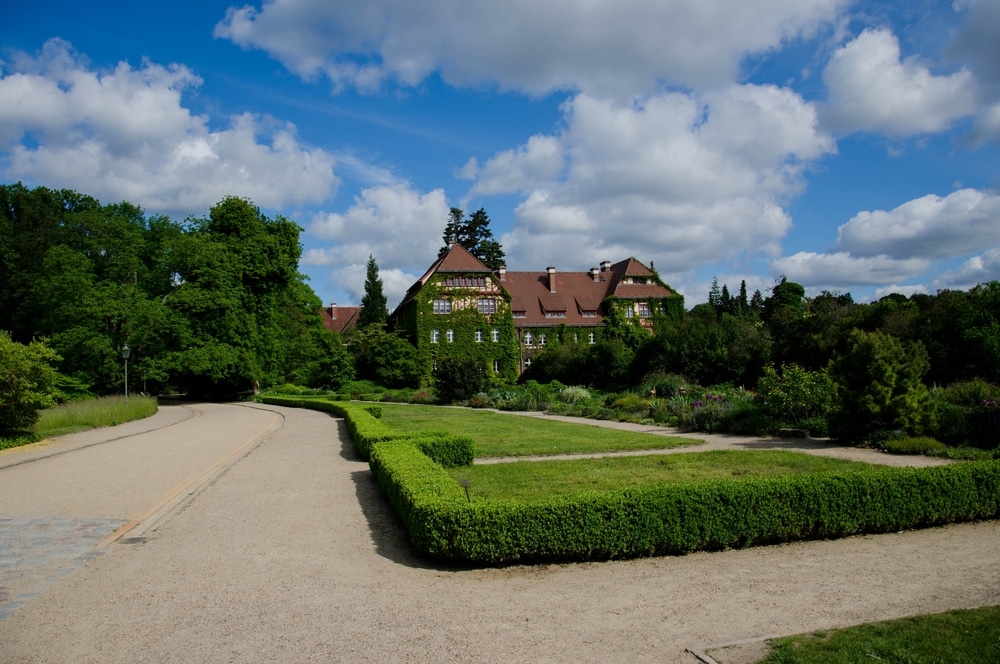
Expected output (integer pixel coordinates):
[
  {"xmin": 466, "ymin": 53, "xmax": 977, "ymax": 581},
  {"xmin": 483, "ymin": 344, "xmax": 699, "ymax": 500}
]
[
  {"xmin": 523, "ymin": 331, "xmax": 596, "ymax": 346},
  {"xmin": 443, "ymin": 276, "xmax": 488, "ymax": 288},
  {"xmin": 429, "ymin": 328, "xmax": 598, "ymax": 345},
  {"xmin": 432, "ymin": 298, "xmax": 497, "ymax": 314},
  {"xmin": 431, "ymin": 328, "xmax": 502, "ymax": 343}
]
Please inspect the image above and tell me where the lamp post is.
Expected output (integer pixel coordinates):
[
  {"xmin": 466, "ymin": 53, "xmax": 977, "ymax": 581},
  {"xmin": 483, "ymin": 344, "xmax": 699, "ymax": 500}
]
[{"xmin": 120, "ymin": 344, "xmax": 131, "ymax": 403}]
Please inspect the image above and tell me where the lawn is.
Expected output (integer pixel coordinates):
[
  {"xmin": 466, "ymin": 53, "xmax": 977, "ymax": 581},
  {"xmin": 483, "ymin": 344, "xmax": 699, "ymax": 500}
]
[
  {"xmin": 445, "ymin": 450, "xmax": 873, "ymax": 501},
  {"xmin": 34, "ymin": 395, "xmax": 158, "ymax": 438},
  {"xmin": 761, "ymin": 605, "xmax": 1000, "ymax": 663},
  {"xmin": 376, "ymin": 403, "xmax": 702, "ymax": 457}
]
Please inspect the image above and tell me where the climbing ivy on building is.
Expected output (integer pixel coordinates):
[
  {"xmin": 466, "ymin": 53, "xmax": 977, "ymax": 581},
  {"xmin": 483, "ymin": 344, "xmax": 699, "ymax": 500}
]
[{"xmin": 393, "ymin": 277, "xmax": 519, "ymax": 385}]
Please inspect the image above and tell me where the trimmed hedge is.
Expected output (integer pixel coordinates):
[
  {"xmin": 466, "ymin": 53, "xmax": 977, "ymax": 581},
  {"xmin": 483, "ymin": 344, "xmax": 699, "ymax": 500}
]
[
  {"xmin": 372, "ymin": 443, "xmax": 1000, "ymax": 564},
  {"xmin": 264, "ymin": 395, "xmax": 1000, "ymax": 566},
  {"xmin": 260, "ymin": 396, "xmax": 473, "ymax": 465}
]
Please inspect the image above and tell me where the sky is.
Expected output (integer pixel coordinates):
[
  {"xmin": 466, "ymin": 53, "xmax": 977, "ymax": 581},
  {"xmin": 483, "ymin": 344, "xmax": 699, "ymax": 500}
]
[{"xmin": 3, "ymin": 1, "xmax": 999, "ymax": 311}]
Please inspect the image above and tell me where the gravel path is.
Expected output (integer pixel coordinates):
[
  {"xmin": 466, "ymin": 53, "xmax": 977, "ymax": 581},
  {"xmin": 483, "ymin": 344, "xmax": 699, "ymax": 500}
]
[{"xmin": 1, "ymin": 403, "xmax": 997, "ymax": 663}]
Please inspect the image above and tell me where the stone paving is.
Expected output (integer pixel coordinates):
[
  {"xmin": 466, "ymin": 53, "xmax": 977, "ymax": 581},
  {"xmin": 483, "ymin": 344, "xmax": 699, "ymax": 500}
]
[{"xmin": 0, "ymin": 517, "xmax": 125, "ymax": 620}]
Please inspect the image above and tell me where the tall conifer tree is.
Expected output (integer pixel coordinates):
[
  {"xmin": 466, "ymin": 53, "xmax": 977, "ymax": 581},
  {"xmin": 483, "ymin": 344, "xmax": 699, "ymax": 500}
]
[{"xmin": 358, "ymin": 254, "xmax": 387, "ymax": 328}]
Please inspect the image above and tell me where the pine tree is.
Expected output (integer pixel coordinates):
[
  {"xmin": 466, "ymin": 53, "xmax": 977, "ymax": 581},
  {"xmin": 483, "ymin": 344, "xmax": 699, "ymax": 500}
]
[
  {"xmin": 358, "ymin": 254, "xmax": 387, "ymax": 328},
  {"xmin": 437, "ymin": 207, "xmax": 506, "ymax": 269}
]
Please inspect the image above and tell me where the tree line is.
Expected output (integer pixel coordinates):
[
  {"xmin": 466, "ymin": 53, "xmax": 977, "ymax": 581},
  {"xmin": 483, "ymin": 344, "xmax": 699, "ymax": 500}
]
[{"xmin": 0, "ymin": 183, "xmax": 352, "ymax": 406}]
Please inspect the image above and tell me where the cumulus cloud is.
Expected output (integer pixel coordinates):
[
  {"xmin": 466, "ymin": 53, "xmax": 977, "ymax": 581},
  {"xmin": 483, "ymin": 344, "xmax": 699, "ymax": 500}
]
[
  {"xmin": 935, "ymin": 247, "xmax": 1000, "ymax": 290},
  {"xmin": 303, "ymin": 183, "xmax": 449, "ymax": 303},
  {"xmin": 461, "ymin": 135, "xmax": 565, "ymax": 196},
  {"xmin": 215, "ymin": 0, "xmax": 847, "ymax": 96},
  {"xmin": 821, "ymin": 28, "xmax": 979, "ymax": 137},
  {"xmin": 0, "ymin": 39, "xmax": 338, "ymax": 217},
  {"xmin": 771, "ymin": 251, "xmax": 930, "ymax": 287},
  {"xmin": 950, "ymin": 0, "xmax": 1000, "ymax": 98},
  {"xmin": 473, "ymin": 85, "xmax": 834, "ymax": 271},
  {"xmin": 835, "ymin": 189, "xmax": 1000, "ymax": 259}
]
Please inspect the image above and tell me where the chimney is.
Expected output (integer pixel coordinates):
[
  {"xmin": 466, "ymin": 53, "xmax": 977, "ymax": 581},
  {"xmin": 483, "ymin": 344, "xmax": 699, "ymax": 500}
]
[
  {"xmin": 547, "ymin": 267, "xmax": 557, "ymax": 293},
  {"xmin": 498, "ymin": 266, "xmax": 507, "ymax": 281},
  {"xmin": 329, "ymin": 303, "xmax": 337, "ymax": 319},
  {"xmin": 650, "ymin": 261, "xmax": 655, "ymax": 271},
  {"xmin": 590, "ymin": 267, "xmax": 600, "ymax": 282},
  {"xmin": 600, "ymin": 260, "xmax": 611, "ymax": 272}
]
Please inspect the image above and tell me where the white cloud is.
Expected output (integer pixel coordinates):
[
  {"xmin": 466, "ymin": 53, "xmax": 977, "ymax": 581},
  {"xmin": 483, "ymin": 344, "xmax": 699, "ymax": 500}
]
[
  {"xmin": 872, "ymin": 284, "xmax": 928, "ymax": 300},
  {"xmin": 835, "ymin": 189, "xmax": 1000, "ymax": 259},
  {"xmin": 215, "ymin": 0, "xmax": 847, "ymax": 97},
  {"xmin": 464, "ymin": 135, "xmax": 564, "ymax": 196},
  {"xmin": 771, "ymin": 251, "xmax": 930, "ymax": 287},
  {"xmin": 0, "ymin": 39, "xmax": 338, "ymax": 217},
  {"xmin": 935, "ymin": 247, "xmax": 1000, "ymax": 290},
  {"xmin": 821, "ymin": 28, "xmax": 979, "ymax": 137},
  {"xmin": 476, "ymin": 85, "xmax": 834, "ymax": 272},
  {"xmin": 301, "ymin": 184, "xmax": 449, "ymax": 304},
  {"xmin": 962, "ymin": 102, "xmax": 1000, "ymax": 147},
  {"xmin": 321, "ymin": 264, "xmax": 417, "ymax": 310}
]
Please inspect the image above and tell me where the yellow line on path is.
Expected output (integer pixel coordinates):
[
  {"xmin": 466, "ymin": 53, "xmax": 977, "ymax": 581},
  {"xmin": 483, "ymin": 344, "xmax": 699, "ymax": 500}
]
[{"xmin": 98, "ymin": 408, "xmax": 285, "ymax": 548}]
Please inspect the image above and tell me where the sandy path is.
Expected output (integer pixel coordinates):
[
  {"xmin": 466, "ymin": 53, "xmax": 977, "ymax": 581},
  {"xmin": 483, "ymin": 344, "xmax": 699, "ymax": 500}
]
[{"xmin": 1, "ymin": 404, "xmax": 997, "ymax": 663}]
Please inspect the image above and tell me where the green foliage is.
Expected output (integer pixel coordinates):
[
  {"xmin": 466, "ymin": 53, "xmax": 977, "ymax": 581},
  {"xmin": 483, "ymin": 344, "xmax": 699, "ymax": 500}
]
[
  {"xmin": 0, "ymin": 185, "xmax": 337, "ymax": 398},
  {"xmin": 350, "ymin": 325, "xmax": 424, "ymax": 389},
  {"xmin": 434, "ymin": 355, "xmax": 490, "ymax": 403},
  {"xmin": 828, "ymin": 329, "xmax": 934, "ymax": 443},
  {"xmin": 374, "ymin": 440, "xmax": 1000, "ymax": 564},
  {"xmin": 757, "ymin": 364, "xmax": 836, "ymax": 425},
  {"xmin": 438, "ymin": 207, "xmax": 506, "ymax": 270},
  {"xmin": 881, "ymin": 436, "xmax": 948, "ymax": 455},
  {"xmin": 358, "ymin": 254, "xmax": 388, "ymax": 328},
  {"xmin": 33, "ymin": 395, "xmax": 158, "ymax": 439},
  {"xmin": 0, "ymin": 332, "xmax": 60, "ymax": 436}
]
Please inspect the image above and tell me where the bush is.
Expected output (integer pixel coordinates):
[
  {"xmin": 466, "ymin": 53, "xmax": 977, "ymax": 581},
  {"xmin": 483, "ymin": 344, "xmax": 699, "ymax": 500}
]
[
  {"xmin": 434, "ymin": 356, "xmax": 490, "ymax": 404},
  {"xmin": 828, "ymin": 330, "xmax": 934, "ymax": 443},
  {"xmin": 882, "ymin": 436, "xmax": 948, "ymax": 455},
  {"xmin": 0, "ymin": 333, "xmax": 61, "ymax": 437},
  {"xmin": 757, "ymin": 364, "xmax": 836, "ymax": 426}
]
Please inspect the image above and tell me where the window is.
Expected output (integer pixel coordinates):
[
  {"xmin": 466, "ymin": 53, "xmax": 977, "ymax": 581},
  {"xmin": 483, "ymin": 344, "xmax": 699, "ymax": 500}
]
[
  {"xmin": 446, "ymin": 329, "xmax": 454, "ymax": 343},
  {"xmin": 638, "ymin": 302, "xmax": 651, "ymax": 318},
  {"xmin": 431, "ymin": 329, "xmax": 440, "ymax": 343},
  {"xmin": 513, "ymin": 310, "xmax": 526, "ymax": 318},
  {"xmin": 539, "ymin": 335, "xmax": 546, "ymax": 346},
  {"xmin": 574, "ymin": 333, "xmax": 579, "ymax": 343},
  {"xmin": 589, "ymin": 332, "xmax": 596, "ymax": 344},
  {"xmin": 491, "ymin": 328, "xmax": 500, "ymax": 342},
  {"xmin": 477, "ymin": 298, "xmax": 497, "ymax": 314},
  {"xmin": 493, "ymin": 360, "xmax": 500, "ymax": 372},
  {"xmin": 524, "ymin": 332, "xmax": 534, "ymax": 346},
  {"xmin": 524, "ymin": 357, "xmax": 532, "ymax": 368},
  {"xmin": 582, "ymin": 310, "xmax": 597, "ymax": 318},
  {"xmin": 545, "ymin": 311, "xmax": 566, "ymax": 318},
  {"xmin": 475, "ymin": 330, "xmax": 483, "ymax": 343},
  {"xmin": 625, "ymin": 306, "xmax": 634, "ymax": 318},
  {"xmin": 432, "ymin": 299, "xmax": 451, "ymax": 314}
]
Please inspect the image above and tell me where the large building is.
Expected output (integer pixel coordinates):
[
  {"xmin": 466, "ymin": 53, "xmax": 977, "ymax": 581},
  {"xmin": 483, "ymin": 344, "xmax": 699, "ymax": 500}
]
[{"xmin": 389, "ymin": 243, "xmax": 682, "ymax": 377}]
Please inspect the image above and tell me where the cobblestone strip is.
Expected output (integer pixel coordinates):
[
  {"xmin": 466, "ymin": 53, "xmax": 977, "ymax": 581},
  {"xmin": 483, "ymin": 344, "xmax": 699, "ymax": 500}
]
[{"xmin": 0, "ymin": 517, "xmax": 126, "ymax": 620}]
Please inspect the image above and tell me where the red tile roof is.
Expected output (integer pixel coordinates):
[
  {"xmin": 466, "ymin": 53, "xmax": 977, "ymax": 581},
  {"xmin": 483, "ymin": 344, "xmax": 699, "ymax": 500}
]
[
  {"xmin": 321, "ymin": 305, "xmax": 361, "ymax": 333},
  {"xmin": 500, "ymin": 258, "xmax": 672, "ymax": 327}
]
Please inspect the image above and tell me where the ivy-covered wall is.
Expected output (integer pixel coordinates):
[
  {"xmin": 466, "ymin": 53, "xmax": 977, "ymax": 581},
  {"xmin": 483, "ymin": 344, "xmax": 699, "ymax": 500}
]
[{"xmin": 396, "ymin": 275, "xmax": 519, "ymax": 384}]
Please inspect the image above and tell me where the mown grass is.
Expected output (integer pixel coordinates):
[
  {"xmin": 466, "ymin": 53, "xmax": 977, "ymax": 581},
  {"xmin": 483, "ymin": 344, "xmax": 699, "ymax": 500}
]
[
  {"xmin": 34, "ymin": 395, "xmax": 158, "ymax": 439},
  {"xmin": 376, "ymin": 403, "xmax": 703, "ymax": 457},
  {"xmin": 446, "ymin": 450, "xmax": 871, "ymax": 501},
  {"xmin": 761, "ymin": 605, "xmax": 1000, "ymax": 663}
]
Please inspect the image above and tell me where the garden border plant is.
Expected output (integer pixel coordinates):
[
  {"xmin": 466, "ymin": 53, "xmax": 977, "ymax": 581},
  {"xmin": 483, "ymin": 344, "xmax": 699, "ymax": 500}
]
[{"xmin": 263, "ymin": 396, "xmax": 1000, "ymax": 566}]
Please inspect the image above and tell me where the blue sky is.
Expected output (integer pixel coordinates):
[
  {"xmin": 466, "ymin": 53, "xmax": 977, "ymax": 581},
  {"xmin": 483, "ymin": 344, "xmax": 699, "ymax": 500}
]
[{"xmin": 3, "ymin": 1, "xmax": 999, "ymax": 310}]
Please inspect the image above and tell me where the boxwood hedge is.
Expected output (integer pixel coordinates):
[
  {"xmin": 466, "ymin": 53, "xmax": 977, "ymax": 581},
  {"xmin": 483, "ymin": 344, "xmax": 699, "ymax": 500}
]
[{"xmin": 263, "ymin": 396, "xmax": 1000, "ymax": 565}]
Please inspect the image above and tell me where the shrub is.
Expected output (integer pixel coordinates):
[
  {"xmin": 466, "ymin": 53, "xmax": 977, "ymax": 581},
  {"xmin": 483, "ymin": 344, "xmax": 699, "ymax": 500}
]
[
  {"xmin": 828, "ymin": 330, "xmax": 934, "ymax": 443},
  {"xmin": 757, "ymin": 364, "xmax": 836, "ymax": 426},
  {"xmin": 882, "ymin": 436, "xmax": 948, "ymax": 455},
  {"xmin": 0, "ymin": 333, "xmax": 61, "ymax": 437},
  {"xmin": 434, "ymin": 355, "xmax": 490, "ymax": 404}
]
